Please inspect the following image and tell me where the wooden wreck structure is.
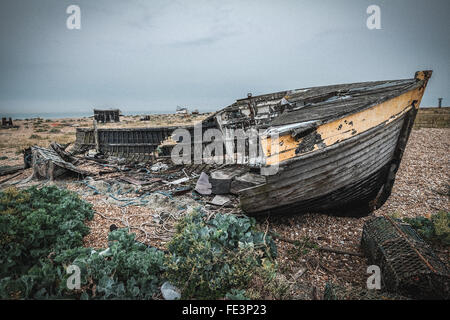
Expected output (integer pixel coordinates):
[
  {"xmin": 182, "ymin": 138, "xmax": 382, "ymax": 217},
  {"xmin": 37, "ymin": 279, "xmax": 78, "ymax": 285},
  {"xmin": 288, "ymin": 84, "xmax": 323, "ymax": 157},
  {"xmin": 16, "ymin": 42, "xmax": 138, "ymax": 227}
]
[
  {"xmin": 75, "ymin": 71, "xmax": 432, "ymax": 216},
  {"xmin": 75, "ymin": 126, "xmax": 182, "ymax": 159},
  {"xmin": 94, "ymin": 109, "xmax": 121, "ymax": 123},
  {"xmin": 1, "ymin": 117, "xmax": 16, "ymax": 128}
]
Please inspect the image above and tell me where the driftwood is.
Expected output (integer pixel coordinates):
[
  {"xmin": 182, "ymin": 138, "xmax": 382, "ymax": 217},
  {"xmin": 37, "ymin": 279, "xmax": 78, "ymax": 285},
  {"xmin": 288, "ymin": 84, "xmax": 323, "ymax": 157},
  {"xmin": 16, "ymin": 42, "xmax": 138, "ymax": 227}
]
[
  {"xmin": 172, "ymin": 186, "xmax": 192, "ymax": 196},
  {"xmin": 98, "ymin": 168, "xmax": 119, "ymax": 175},
  {"xmin": 0, "ymin": 171, "xmax": 23, "ymax": 185},
  {"xmin": 0, "ymin": 165, "xmax": 25, "ymax": 177},
  {"xmin": 31, "ymin": 146, "xmax": 91, "ymax": 180},
  {"xmin": 84, "ymin": 156, "xmax": 108, "ymax": 164},
  {"xmin": 50, "ymin": 142, "xmax": 78, "ymax": 164},
  {"xmin": 317, "ymin": 246, "xmax": 364, "ymax": 257},
  {"xmin": 271, "ymin": 233, "xmax": 363, "ymax": 257},
  {"xmin": 119, "ymin": 176, "xmax": 162, "ymax": 186}
]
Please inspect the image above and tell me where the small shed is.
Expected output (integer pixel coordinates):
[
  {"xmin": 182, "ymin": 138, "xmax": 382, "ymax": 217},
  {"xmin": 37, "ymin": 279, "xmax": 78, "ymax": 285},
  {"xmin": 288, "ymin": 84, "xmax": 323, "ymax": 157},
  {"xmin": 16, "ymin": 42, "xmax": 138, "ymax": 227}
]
[{"xmin": 93, "ymin": 109, "xmax": 121, "ymax": 123}]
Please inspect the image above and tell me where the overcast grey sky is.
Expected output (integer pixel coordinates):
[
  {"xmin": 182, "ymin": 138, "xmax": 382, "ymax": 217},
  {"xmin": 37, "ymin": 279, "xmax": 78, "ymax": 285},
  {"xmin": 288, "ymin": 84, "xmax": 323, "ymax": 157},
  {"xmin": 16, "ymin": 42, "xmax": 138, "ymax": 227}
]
[{"xmin": 0, "ymin": 0, "xmax": 449, "ymax": 114}]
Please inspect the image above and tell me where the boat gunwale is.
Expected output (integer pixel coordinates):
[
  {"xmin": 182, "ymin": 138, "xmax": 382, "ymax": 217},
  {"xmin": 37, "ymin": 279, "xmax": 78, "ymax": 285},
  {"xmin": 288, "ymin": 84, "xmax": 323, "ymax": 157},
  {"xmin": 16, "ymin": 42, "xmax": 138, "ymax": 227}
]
[{"xmin": 262, "ymin": 80, "xmax": 423, "ymax": 128}]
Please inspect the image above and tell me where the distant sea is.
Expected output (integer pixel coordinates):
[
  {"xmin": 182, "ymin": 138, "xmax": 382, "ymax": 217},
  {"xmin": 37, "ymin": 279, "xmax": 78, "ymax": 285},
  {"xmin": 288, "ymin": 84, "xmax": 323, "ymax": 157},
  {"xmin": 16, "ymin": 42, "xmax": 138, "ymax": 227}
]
[
  {"xmin": 3, "ymin": 106, "xmax": 442, "ymax": 120},
  {"xmin": 2, "ymin": 110, "xmax": 200, "ymax": 120}
]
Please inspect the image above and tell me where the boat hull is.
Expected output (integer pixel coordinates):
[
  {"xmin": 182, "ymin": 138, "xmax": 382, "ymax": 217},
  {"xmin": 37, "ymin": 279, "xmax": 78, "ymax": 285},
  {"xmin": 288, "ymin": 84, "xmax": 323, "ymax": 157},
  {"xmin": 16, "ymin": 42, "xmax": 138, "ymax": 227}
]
[{"xmin": 239, "ymin": 77, "xmax": 429, "ymax": 216}]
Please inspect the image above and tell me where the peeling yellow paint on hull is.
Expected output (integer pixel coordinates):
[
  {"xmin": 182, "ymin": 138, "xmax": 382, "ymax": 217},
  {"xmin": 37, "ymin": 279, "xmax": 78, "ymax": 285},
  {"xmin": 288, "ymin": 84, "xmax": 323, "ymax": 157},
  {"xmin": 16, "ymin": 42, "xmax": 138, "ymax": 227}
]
[{"xmin": 263, "ymin": 85, "xmax": 427, "ymax": 166}]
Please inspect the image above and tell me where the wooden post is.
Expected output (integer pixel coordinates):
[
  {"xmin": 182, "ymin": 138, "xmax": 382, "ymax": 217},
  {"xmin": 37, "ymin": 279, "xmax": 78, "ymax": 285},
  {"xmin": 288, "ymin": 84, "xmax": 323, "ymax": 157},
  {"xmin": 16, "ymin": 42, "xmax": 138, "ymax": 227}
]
[{"xmin": 93, "ymin": 119, "xmax": 99, "ymax": 152}]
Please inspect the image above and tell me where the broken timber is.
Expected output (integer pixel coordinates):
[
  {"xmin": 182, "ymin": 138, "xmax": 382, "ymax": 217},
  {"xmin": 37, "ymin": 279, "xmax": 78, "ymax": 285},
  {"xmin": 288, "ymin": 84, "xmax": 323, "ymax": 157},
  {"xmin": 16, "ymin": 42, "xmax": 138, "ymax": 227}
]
[
  {"xmin": 31, "ymin": 146, "xmax": 91, "ymax": 180},
  {"xmin": 0, "ymin": 165, "xmax": 25, "ymax": 177},
  {"xmin": 74, "ymin": 126, "xmax": 179, "ymax": 160}
]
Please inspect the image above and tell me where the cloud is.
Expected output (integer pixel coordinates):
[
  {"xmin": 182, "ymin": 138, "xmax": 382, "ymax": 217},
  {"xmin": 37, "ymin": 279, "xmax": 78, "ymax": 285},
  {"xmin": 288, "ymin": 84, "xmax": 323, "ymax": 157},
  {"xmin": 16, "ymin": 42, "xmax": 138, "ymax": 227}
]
[{"xmin": 168, "ymin": 30, "xmax": 237, "ymax": 47}]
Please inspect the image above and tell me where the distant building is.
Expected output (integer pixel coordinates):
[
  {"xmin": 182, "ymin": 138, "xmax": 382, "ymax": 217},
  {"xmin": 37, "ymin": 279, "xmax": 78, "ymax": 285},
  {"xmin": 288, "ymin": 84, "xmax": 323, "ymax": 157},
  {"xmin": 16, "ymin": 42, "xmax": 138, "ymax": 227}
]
[
  {"xmin": 93, "ymin": 109, "xmax": 120, "ymax": 123},
  {"xmin": 176, "ymin": 106, "xmax": 188, "ymax": 115},
  {"xmin": 191, "ymin": 109, "xmax": 199, "ymax": 115}
]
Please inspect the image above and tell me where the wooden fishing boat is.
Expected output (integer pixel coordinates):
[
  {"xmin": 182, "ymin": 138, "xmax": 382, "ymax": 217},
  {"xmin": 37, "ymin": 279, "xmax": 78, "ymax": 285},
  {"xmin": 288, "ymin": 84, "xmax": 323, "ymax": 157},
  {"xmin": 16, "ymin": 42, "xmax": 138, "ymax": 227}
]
[
  {"xmin": 74, "ymin": 70, "xmax": 432, "ymax": 216},
  {"xmin": 209, "ymin": 70, "xmax": 432, "ymax": 216}
]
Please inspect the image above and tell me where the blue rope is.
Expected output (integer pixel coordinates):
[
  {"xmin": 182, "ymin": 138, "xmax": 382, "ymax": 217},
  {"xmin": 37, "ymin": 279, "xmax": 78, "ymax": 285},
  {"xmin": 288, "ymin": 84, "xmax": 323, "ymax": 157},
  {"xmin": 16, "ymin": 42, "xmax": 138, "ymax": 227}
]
[{"xmin": 82, "ymin": 180, "xmax": 174, "ymax": 206}]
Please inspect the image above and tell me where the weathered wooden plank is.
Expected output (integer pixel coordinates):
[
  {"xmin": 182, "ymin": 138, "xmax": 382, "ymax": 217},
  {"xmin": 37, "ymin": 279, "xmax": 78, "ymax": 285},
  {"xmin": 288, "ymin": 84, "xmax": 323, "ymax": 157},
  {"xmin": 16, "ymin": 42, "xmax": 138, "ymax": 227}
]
[
  {"xmin": 239, "ymin": 114, "xmax": 404, "ymax": 213},
  {"xmin": 241, "ymin": 164, "xmax": 389, "ymax": 216},
  {"xmin": 0, "ymin": 165, "xmax": 25, "ymax": 177},
  {"xmin": 119, "ymin": 176, "xmax": 162, "ymax": 186},
  {"xmin": 243, "ymin": 141, "xmax": 397, "ymax": 211},
  {"xmin": 241, "ymin": 117, "xmax": 402, "ymax": 200},
  {"xmin": 267, "ymin": 117, "xmax": 403, "ymax": 182}
]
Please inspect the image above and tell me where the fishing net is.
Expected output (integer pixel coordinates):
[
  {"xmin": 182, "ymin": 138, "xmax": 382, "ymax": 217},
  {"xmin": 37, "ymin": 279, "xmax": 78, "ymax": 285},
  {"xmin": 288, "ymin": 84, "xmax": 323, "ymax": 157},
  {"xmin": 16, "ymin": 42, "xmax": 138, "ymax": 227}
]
[{"xmin": 361, "ymin": 216, "xmax": 449, "ymax": 299}]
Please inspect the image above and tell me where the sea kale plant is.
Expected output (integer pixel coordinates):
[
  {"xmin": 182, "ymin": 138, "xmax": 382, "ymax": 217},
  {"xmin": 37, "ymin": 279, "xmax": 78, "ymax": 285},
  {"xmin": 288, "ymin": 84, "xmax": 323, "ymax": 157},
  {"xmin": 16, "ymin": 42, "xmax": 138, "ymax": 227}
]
[
  {"xmin": 53, "ymin": 230, "xmax": 166, "ymax": 300},
  {"xmin": 0, "ymin": 186, "xmax": 165, "ymax": 299},
  {"xmin": 165, "ymin": 208, "xmax": 277, "ymax": 299},
  {"xmin": 404, "ymin": 211, "xmax": 450, "ymax": 246},
  {"xmin": 0, "ymin": 186, "xmax": 93, "ymax": 298},
  {"xmin": 0, "ymin": 186, "xmax": 278, "ymax": 300}
]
